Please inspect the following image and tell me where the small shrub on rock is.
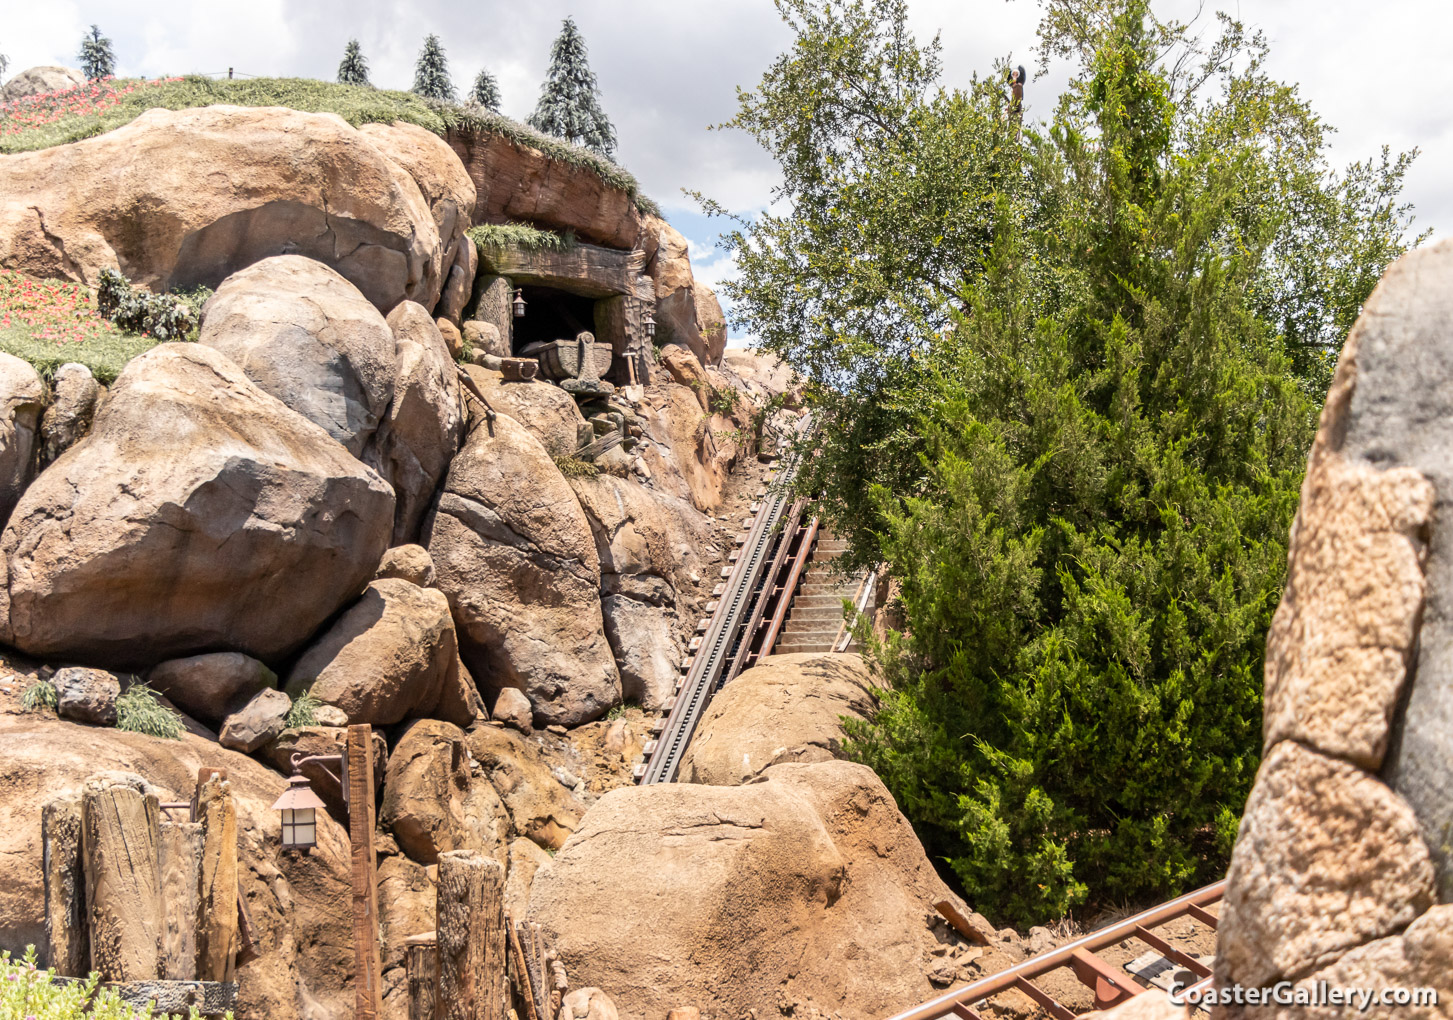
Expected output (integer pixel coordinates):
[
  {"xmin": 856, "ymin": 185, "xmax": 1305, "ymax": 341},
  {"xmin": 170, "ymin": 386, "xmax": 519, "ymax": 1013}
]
[
  {"xmin": 115, "ymin": 681, "xmax": 184, "ymax": 739},
  {"xmin": 20, "ymin": 678, "xmax": 57, "ymax": 713},
  {"xmin": 3, "ymin": 945, "xmax": 230, "ymax": 1018},
  {"xmin": 285, "ymin": 690, "xmax": 321, "ymax": 728},
  {"xmin": 95, "ymin": 269, "xmax": 197, "ymax": 340}
]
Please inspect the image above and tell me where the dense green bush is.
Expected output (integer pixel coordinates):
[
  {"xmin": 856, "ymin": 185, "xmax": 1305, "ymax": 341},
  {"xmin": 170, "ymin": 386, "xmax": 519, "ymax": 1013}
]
[
  {"xmin": 714, "ymin": 0, "xmax": 1421, "ymax": 924},
  {"xmin": 95, "ymin": 269, "xmax": 199, "ymax": 340}
]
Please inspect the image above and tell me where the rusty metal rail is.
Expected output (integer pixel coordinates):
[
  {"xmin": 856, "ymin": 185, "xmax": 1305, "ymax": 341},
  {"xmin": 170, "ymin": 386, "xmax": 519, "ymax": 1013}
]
[{"xmin": 887, "ymin": 880, "xmax": 1226, "ymax": 1020}]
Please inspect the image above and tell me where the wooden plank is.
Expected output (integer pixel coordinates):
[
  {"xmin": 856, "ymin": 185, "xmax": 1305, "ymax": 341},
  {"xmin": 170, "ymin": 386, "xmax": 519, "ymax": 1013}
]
[
  {"xmin": 408, "ymin": 940, "xmax": 440, "ymax": 1020},
  {"xmin": 1186, "ymin": 903, "xmax": 1219, "ymax": 929},
  {"xmin": 42, "ymin": 797, "xmax": 89, "ymax": 977},
  {"xmin": 158, "ymin": 819, "xmax": 203, "ymax": 980},
  {"xmin": 437, "ymin": 850, "xmax": 507, "ymax": 1020},
  {"xmin": 1012, "ymin": 977, "xmax": 1077, "ymax": 1020},
  {"xmin": 83, "ymin": 782, "xmax": 165, "ymax": 982},
  {"xmin": 934, "ymin": 899, "xmax": 993, "ymax": 946},
  {"xmin": 195, "ymin": 772, "xmax": 238, "ymax": 982},
  {"xmin": 477, "ymin": 243, "xmax": 644, "ymax": 299},
  {"xmin": 508, "ymin": 923, "xmax": 540, "ymax": 1020},
  {"xmin": 349, "ymin": 725, "xmax": 384, "ymax": 1020}
]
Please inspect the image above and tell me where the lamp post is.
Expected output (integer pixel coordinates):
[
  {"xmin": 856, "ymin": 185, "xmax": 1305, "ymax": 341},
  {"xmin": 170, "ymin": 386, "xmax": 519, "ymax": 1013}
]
[{"xmin": 272, "ymin": 724, "xmax": 381, "ymax": 1020}]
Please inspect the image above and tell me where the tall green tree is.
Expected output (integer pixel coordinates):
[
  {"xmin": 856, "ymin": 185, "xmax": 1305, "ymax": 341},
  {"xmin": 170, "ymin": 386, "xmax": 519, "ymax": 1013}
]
[
  {"xmin": 78, "ymin": 25, "xmax": 115, "ymax": 80},
  {"xmin": 528, "ymin": 18, "xmax": 617, "ymax": 159},
  {"xmin": 470, "ymin": 67, "xmax": 502, "ymax": 111},
  {"xmin": 412, "ymin": 34, "xmax": 456, "ymax": 102},
  {"xmin": 713, "ymin": 0, "xmax": 1422, "ymax": 925},
  {"xmin": 337, "ymin": 38, "xmax": 371, "ymax": 87}
]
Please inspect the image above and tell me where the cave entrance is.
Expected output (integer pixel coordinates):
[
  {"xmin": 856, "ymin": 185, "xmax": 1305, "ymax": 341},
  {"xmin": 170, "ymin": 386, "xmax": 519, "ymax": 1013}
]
[{"xmin": 512, "ymin": 286, "xmax": 598, "ymax": 352}]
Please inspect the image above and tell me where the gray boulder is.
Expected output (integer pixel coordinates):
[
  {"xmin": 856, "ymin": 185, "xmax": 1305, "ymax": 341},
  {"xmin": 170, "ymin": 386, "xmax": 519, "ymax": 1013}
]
[
  {"xmin": 199, "ymin": 255, "xmax": 396, "ymax": 457},
  {"xmin": 219, "ymin": 688, "xmax": 292, "ymax": 753},
  {"xmin": 0, "ymin": 343, "xmax": 395, "ymax": 667},
  {"xmin": 0, "ymin": 66, "xmax": 85, "ymax": 101},
  {"xmin": 147, "ymin": 652, "xmax": 277, "ymax": 727},
  {"xmin": 54, "ymin": 666, "xmax": 120, "ymax": 726},
  {"xmin": 39, "ymin": 362, "xmax": 99, "ymax": 466},
  {"xmin": 0, "ymin": 352, "xmax": 44, "ymax": 527}
]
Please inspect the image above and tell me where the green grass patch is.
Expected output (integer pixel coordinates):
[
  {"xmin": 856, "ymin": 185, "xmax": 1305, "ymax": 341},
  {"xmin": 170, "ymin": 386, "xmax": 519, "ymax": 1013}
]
[
  {"xmin": 20, "ymin": 679, "xmax": 57, "ymax": 713},
  {"xmin": 552, "ymin": 454, "xmax": 599, "ymax": 478},
  {"xmin": 285, "ymin": 690, "xmax": 321, "ymax": 729},
  {"xmin": 0, "ymin": 75, "xmax": 659, "ymax": 215},
  {"xmin": 115, "ymin": 681, "xmax": 184, "ymax": 739},
  {"xmin": 469, "ymin": 223, "xmax": 577, "ymax": 253}
]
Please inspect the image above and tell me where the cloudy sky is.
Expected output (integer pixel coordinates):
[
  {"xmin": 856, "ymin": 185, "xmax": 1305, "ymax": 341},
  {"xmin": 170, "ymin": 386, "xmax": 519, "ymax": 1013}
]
[{"xmin": 6, "ymin": 1, "xmax": 1449, "ymax": 345}]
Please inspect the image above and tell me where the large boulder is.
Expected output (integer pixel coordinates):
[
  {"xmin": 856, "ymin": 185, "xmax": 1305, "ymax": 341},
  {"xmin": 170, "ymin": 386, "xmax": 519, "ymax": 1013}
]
[
  {"xmin": 286, "ymin": 578, "xmax": 481, "ymax": 729},
  {"xmin": 681, "ymin": 653, "xmax": 878, "ymax": 785},
  {"xmin": 693, "ymin": 282, "xmax": 729, "ymax": 367},
  {"xmin": 359, "ymin": 121, "xmax": 477, "ymax": 318},
  {"xmin": 38, "ymin": 362, "xmax": 99, "ymax": 467},
  {"xmin": 199, "ymin": 256, "xmax": 397, "ymax": 457},
  {"xmin": 374, "ymin": 302, "xmax": 464, "ymax": 543},
  {"xmin": 643, "ymin": 218, "xmax": 712, "ymax": 366},
  {"xmin": 375, "ymin": 544, "xmax": 436, "ymax": 587},
  {"xmin": 0, "ymin": 66, "xmax": 85, "ymax": 101},
  {"xmin": 147, "ymin": 652, "xmax": 277, "ymax": 728},
  {"xmin": 377, "ymin": 855, "xmax": 437, "ymax": 1020},
  {"xmin": 0, "ymin": 714, "xmax": 354, "ymax": 1020},
  {"xmin": 0, "ymin": 352, "xmax": 45, "ymax": 526},
  {"xmin": 0, "ymin": 343, "xmax": 394, "ymax": 667},
  {"xmin": 528, "ymin": 761, "xmax": 969, "ymax": 1020},
  {"xmin": 463, "ymin": 366, "xmax": 586, "ymax": 457},
  {"xmin": 0, "ymin": 105, "xmax": 451, "ymax": 313},
  {"xmin": 466, "ymin": 725, "xmax": 585, "ymax": 851},
  {"xmin": 379, "ymin": 719, "xmax": 510, "ymax": 866},
  {"xmin": 424, "ymin": 413, "xmax": 621, "ymax": 727}
]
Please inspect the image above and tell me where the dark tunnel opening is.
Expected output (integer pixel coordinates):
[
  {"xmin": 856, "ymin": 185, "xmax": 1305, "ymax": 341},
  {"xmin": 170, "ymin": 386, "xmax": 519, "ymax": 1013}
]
[{"xmin": 512, "ymin": 286, "xmax": 598, "ymax": 352}]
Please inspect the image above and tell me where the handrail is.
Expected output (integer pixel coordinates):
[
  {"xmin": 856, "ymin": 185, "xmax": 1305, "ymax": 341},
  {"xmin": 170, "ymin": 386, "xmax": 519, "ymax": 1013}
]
[
  {"xmin": 759, "ymin": 515, "xmax": 820, "ymax": 659},
  {"xmin": 723, "ymin": 498, "xmax": 808, "ymax": 684},
  {"xmin": 832, "ymin": 566, "xmax": 878, "ymax": 653}
]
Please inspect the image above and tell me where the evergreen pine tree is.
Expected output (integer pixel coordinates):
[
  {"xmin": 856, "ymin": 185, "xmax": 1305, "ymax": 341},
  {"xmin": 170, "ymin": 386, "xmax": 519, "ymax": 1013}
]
[
  {"xmin": 337, "ymin": 39, "xmax": 371, "ymax": 87},
  {"xmin": 528, "ymin": 18, "xmax": 617, "ymax": 159},
  {"xmin": 412, "ymin": 34, "xmax": 456, "ymax": 102},
  {"xmin": 469, "ymin": 67, "xmax": 502, "ymax": 111},
  {"xmin": 77, "ymin": 25, "xmax": 115, "ymax": 81}
]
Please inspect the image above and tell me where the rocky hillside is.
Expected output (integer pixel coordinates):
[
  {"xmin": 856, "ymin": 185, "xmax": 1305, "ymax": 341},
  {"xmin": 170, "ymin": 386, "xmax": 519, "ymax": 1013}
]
[{"xmin": 0, "ymin": 72, "xmax": 997, "ymax": 1020}]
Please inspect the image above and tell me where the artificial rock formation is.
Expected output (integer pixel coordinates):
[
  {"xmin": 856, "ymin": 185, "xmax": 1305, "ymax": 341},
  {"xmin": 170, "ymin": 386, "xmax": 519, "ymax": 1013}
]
[
  {"xmin": 286, "ymin": 578, "xmax": 480, "ymax": 729},
  {"xmin": 0, "ymin": 352, "xmax": 44, "ymax": 526},
  {"xmin": 465, "ymin": 725, "xmax": 584, "ymax": 851},
  {"xmin": 464, "ymin": 366, "xmax": 586, "ymax": 457},
  {"xmin": 199, "ymin": 255, "xmax": 397, "ymax": 457},
  {"xmin": 379, "ymin": 719, "xmax": 509, "ymax": 866},
  {"xmin": 0, "ymin": 343, "xmax": 394, "ymax": 666},
  {"xmin": 0, "ymin": 105, "xmax": 452, "ymax": 312},
  {"xmin": 147, "ymin": 652, "xmax": 278, "ymax": 728},
  {"xmin": 680, "ymin": 653, "xmax": 878, "ymax": 785},
  {"xmin": 1214, "ymin": 239, "xmax": 1453, "ymax": 1014},
  {"xmin": 425, "ymin": 413, "xmax": 621, "ymax": 727},
  {"xmin": 38, "ymin": 361, "xmax": 99, "ymax": 467},
  {"xmin": 528, "ymin": 760, "xmax": 969, "ymax": 1020},
  {"xmin": 0, "ymin": 66, "xmax": 85, "ymax": 101},
  {"xmin": 375, "ymin": 544, "xmax": 437, "ymax": 587}
]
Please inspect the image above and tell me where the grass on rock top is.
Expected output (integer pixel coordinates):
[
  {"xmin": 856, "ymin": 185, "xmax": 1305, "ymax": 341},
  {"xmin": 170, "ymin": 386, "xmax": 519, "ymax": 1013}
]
[{"xmin": 0, "ymin": 75, "xmax": 660, "ymax": 216}]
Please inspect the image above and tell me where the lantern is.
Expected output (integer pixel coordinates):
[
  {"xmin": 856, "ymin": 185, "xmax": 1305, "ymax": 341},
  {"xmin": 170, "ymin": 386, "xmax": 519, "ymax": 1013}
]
[
  {"xmin": 644, "ymin": 309, "xmax": 657, "ymax": 339},
  {"xmin": 271, "ymin": 773, "xmax": 326, "ymax": 850},
  {"xmin": 513, "ymin": 288, "xmax": 527, "ymax": 318}
]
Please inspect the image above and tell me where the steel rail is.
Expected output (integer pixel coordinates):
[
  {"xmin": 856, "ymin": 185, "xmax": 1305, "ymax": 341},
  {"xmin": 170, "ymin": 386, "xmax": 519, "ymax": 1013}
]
[
  {"xmin": 884, "ymin": 880, "xmax": 1226, "ymax": 1020},
  {"xmin": 639, "ymin": 416, "xmax": 811, "ymax": 784},
  {"xmin": 758, "ymin": 515, "xmax": 820, "ymax": 660},
  {"xmin": 723, "ymin": 498, "xmax": 809, "ymax": 684}
]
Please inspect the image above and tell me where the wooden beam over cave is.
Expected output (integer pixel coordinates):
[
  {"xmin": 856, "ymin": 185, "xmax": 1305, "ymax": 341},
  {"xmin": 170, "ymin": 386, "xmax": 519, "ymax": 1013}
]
[{"xmin": 477, "ymin": 241, "xmax": 647, "ymax": 299}]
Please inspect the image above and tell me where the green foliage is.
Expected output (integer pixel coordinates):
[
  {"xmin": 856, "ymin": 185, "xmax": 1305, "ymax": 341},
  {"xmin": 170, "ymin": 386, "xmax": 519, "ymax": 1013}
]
[
  {"xmin": 115, "ymin": 682, "xmax": 184, "ymax": 740},
  {"xmin": 0, "ymin": 326, "xmax": 163, "ymax": 385},
  {"xmin": 552, "ymin": 454, "xmax": 599, "ymax": 478},
  {"xmin": 337, "ymin": 39, "xmax": 371, "ymax": 87},
  {"xmin": 21, "ymin": 678, "xmax": 57, "ymax": 713},
  {"xmin": 707, "ymin": 383, "xmax": 741, "ymax": 416},
  {"xmin": 528, "ymin": 18, "xmax": 618, "ymax": 159},
  {"xmin": 469, "ymin": 223, "xmax": 577, "ymax": 253},
  {"xmin": 413, "ymin": 34, "xmax": 456, "ymax": 102},
  {"xmin": 0, "ymin": 75, "xmax": 659, "ymax": 215},
  {"xmin": 470, "ymin": 67, "xmax": 502, "ymax": 111},
  {"xmin": 96, "ymin": 269, "xmax": 199, "ymax": 340},
  {"xmin": 78, "ymin": 25, "xmax": 115, "ymax": 81},
  {"xmin": 715, "ymin": 0, "xmax": 1422, "ymax": 925},
  {"xmin": 285, "ymin": 690, "xmax": 321, "ymax": 729},
  {"xmin": 3, "ymin": 945, "xmax": 232, "ymax": 1018}
]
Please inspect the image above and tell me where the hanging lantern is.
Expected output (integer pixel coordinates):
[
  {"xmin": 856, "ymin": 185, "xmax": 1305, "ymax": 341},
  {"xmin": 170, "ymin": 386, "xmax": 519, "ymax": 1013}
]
[
  {"xmin": 513, "ymin": 288, "xmax": 527, "ymax": 318},
  {"xmin": 644, "ymin": 309, "xmax": 657, "ymax": 339},
  {"xmin": 271, "ymin": 773, "xmax": 325, "ymax": 850}
]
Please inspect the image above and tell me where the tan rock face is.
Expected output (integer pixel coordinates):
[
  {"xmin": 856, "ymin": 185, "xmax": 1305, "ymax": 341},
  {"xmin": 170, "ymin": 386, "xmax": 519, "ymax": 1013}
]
[
  {"xmin": 504, "ymin": 837, "xmax": 551, "ymax": 921},
  {"xmin": 424, "ymin": 413, "xmax": 621, "ymax": 727},
  {"xmin": 681, "ymin": 653, "xmax": 878, "ymax": 785},
  {"xmin": 0, "ymin": 714, "xmax": 353, "ymax": 1020},
  {"xmin": 658, "ymin": 344, "xmax": 710, "ymax": 409},
  {"xmin": 0, "ymin": 66, "xmax": 85, "ymax": 101},
  {"xmin": 378, "ymin": 854, "xmax": 437, "ymax": 1020},
  {"xmin": 0, "ymin": 343, "xmax": 394, "ymax": 667},
  {"xmin": 265, "ymin": 725, "xmax": 387, "ymax": 812},
  {"xmin": 286, "ymin": 578, "xmax": 481, "ymax": 729},
  {"xmin": 38, "ymin": 362, "xmax": 99, "ymax": 467},
  {"xmin": 693, "ymin": 282, "xmax": 729, "ymax": 366},
  {"xmin": 0, "ymin": 105, "xmax": 446, "ymax": 312},
  {"xmin": 528, "ymin": 760, "xmax": 970, "ymax": 1020},
  {"xmin": 1084, "ymin": 991, "xmax": 1189, "ymax": 1020},
  {"xmin": 0, "ymin": 352, "xmax": 45, "ymax": 527},
  {"xmin": 199, "ymin": 255, "xmax": 397, "ymax": 457},
  {"xmin": 639, "ymin": 384, "xmax": 728, "ymax": 512},
  {"xmin": 359, "ymin": 121, "xmax": 477, "ymax": 314},
  {"xmin": 374, "ymin": 301, "xmax": 464, "ymax": 544},
  {"xmin": 447, "ymin": 126, "xmax": 644, "ymax": 251},
  {"xmin": 147, "ymin": 652, "xmax": 278, "ymax": 727},
  {"xmin": 465, "ymin": 725, "xmax": 584, "ymax": 851},
  {"xmin": 380, "ymin": 719, "xmax": 510, "ymax": 866},
  {"xmin": 644, "ymin": 219, "xmax": 712, "ymax": 366},
  {"xmin": 1214, "ymin": 741, "xmax": 1435, "ymax": 989},
  {"xmin": 375, "ymin": 544, "xmax": 437, "ymax": 587},
  {"xmin": 465, "ymin": 366, "xmax": 586, "ymax": 457}
]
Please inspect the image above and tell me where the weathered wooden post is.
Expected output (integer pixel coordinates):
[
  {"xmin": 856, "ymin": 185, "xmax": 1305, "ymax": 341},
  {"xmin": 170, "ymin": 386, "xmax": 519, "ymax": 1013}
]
[
  {"xmin": 195, "ymin": 770, "xmax": 238, "ymax": 982},
  {"xmin": 349, "ymin": 724, "xmax": 383, "ymax": 1020},
  {"xmin": 406, "ymin": 932, "xmax": 440, "ymax": 1020},
  {"xmin": 157, "ymin": 816, "xmax": 202, "ymax": 979},
  {"xmin": 82, "ymin": 781, "xmax": 165, "ymax": 981},
  {"xmin": 437, "ymin": 850, "xmax": 506, "ymax": 1020},
  {"xmin": 41, "ymin": 797, "xmax": 88, "ymax": 976}
]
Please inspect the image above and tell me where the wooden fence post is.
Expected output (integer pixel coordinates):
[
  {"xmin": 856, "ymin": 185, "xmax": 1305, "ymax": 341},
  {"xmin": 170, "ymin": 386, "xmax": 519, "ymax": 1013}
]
[
  {"xmin": 42, "ymin": 798, "xmax": 88, "ymax": 976},
  {"xmin": 195, "ymin": 771, "xmax": 238, "ymax": 982},
  {"xmin": 82, "ymin": 782, "xmax": 164, "ymax": 981},
  {"xmin": 349, "ymin": 724, "xmax": 383, "ymax": 1020},
  {"xmin": 406, "ymin": 933, "xmax": 440, "ymax": 1020},
  {"xmin": 437, "ymin": 850, "xmax": 506, "ymax": 1020},
  {"xmin": 158, "ymin": 818, "xmax": 203, "ymax": 979}
]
